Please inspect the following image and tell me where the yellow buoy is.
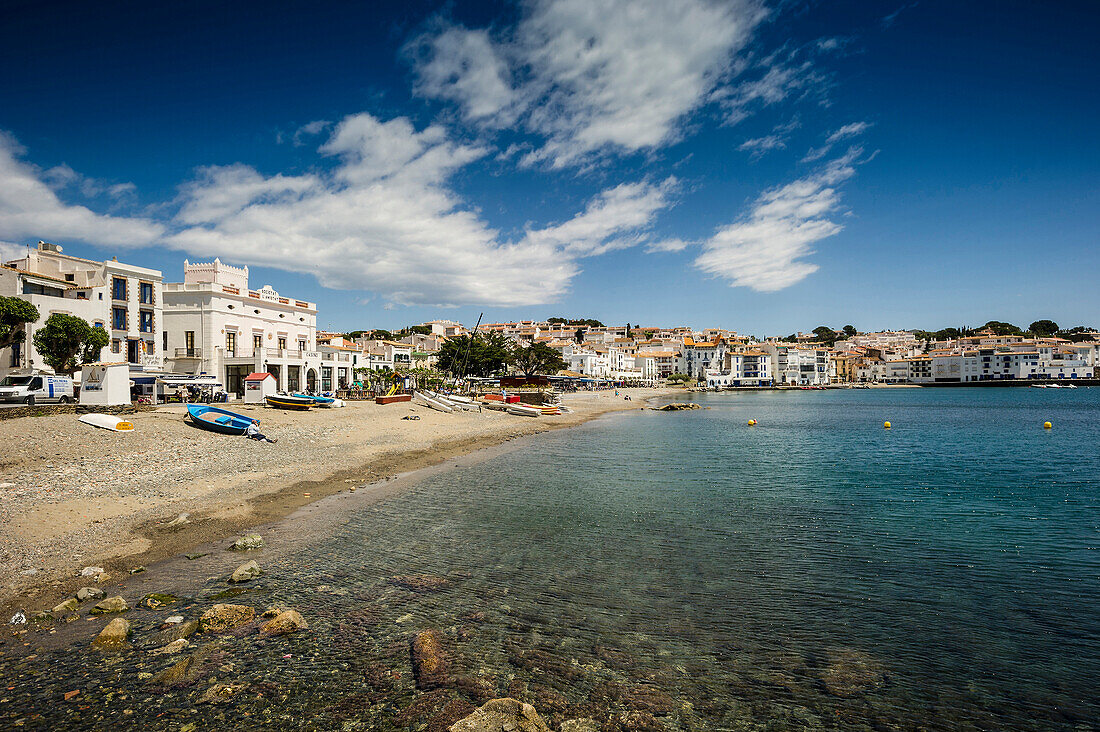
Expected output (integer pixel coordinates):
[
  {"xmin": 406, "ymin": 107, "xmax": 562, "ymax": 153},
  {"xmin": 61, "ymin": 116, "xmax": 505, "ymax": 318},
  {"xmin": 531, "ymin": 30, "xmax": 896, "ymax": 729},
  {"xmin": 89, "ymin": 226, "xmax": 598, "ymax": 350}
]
[
  {"xmin": 884, "ymin": 421, "xmax": 892, "ymax": 429},
  {"xmin": 748, "ymin": 419, "xmax": 757, "ymax": 426},
  {"xmin": 1043, "ymin": 421, "xmax": 1052, "ymax": 429}
]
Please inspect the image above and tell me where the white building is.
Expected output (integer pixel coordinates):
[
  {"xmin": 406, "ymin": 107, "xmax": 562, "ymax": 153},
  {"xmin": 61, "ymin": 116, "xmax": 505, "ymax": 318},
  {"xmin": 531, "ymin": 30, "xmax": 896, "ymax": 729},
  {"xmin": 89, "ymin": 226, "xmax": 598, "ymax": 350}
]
[
  {"xmin": 162, "ymin": 259, "xmax": 319, "ymax": 396},
  {"xmin": 1, "ymin": 242, "xmax": 163, "ymax": 377},
  {"xmin": 765, "ymin": 343, "xmax": 831, "ymax": 385}
]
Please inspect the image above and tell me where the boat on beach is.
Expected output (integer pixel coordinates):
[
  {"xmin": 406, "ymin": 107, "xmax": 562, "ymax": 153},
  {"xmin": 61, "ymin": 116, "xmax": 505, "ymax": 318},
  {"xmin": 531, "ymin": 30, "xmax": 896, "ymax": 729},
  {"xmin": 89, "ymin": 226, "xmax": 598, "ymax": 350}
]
[
  {"xmin": 413, "ymin": 390, "xmax": 454, "ymax": 413},
  {"xmin": 186, "ymin": 404, "xmax": 254, "ymax": 435},
  {"xmin": 266, "ymin": 394, "xmax": 314, "ymax": 410},
  {"xmin": 292, "ymin": 392, "xmax": 345, "ymax": 407}
]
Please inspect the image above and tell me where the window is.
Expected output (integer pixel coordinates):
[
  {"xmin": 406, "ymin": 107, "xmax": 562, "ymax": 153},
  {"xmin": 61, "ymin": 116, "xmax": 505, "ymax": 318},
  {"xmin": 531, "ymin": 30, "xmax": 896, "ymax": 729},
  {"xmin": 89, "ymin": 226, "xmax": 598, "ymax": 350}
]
[
  {"xmin": 253, "ymin": 334, "xmax": 263, "ymax": 352},
  {"xmin": 226, "ymin": 332, "xmax": 237, "ymax": 355},
  {"xmin": 10, "ymin": 342, "xmax": 20, "ymax": 367},
  {"xmin": 93, "ymin": 321, "xmax": 104, "ymax": 329},
  {"xmin": 298, "ymin": 339, "xmax": 306, "ymax": 352},
  {"xmin": 112, "ymin": 307, "xmax": 127, "ymax": 330},
  {"xmin": 139, "ymin": 281, "xmax": 154, "ymax": 304},
  {"xmin": 111, "ymin": 339, "xmax": 121, "ymax": 354},
  {"xmin": 146, "ymin": 340, "xmax": 156, "ymax": 356},
  {"xmin": 112, "ymin": 277, "xmax": 127, "ymax": 301},
  {"xmin": 278, "ymin": 337, "xmax": 286, "ymax": 350},
  {"xmin": 64, "ymin": 274, "xmax": 75, "ymax": 282},
  {"xmin": 185, "ymin": 331, "xmax": 195, "ymax": 353},
  {"xmin": 98, "ymin": 293, "xmax": 103, "ymax": 300},
  {"xmin": 163, "ymin": 331, "xmax": 169, "ymax": 351},
  {"xmin": 139, "ymin": 310, "xmax": 154, "ymax": 333}
]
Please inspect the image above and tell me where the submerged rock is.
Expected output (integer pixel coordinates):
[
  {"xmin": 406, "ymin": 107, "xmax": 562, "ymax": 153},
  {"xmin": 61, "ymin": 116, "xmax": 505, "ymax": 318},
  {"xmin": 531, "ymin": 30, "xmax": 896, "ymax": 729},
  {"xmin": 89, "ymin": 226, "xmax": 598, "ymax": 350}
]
[
  {"xmin": 559, "ymin": 720, "xmax": 600, "ymax": 732},
  {"xmin": 392, "ymin": 574, "xmax": 450, "ymax": 593},
  {"xmin": 654, "ymin": 403, "xmax": 701, "ymax": 411},
  {"xmin": 199, "ymin": 604, "xmax": 255, "ymax": 632},
  {"xmin": 149, "ymin": 643, "xmax": 221, "ymax": 686},
  {"xmin": 199, "ymin": 682, "xmax": 244, "ymax": 704},
  {"xmin": 52, "ymin": 598, "xmax": 79, "ymax": 615},
  {"xmin": 449, "ymin": 698, "xmax": 551, "ymax": 732},
  {"xmin": 151, "ymin": 638, "xmax": 190, "ymax": 655},
  {"xmin": 90, "ymin": 596, "xmax": 129, "ymax": 615},
  {"xmin": 139, "ymin": 593, "xmax": 180, "ymax": 610},
  {"xmin": 259, "ymin": 609, "xmax": 307, "ymax": 638},
  {"xmin": 230, "ymin": 533, "xmax": 265, "ymax": 551},
  {"xmin": 91, "ymin": 617, "xmax": 131, "ymax": 650},
  {"xmin": 821, "ymin": 649, "xmax": 886, "ymax": 697},
  {"xmin": 229, "ymin": 560, "xmax": 261, "ymax": 583},
  {"xmin": 76, "ymin": 587, "xmax": 104, "ymax": 602},
  {"xmin": 411, "ymin": 629, "xmax": 448, "ymax": 689},
  {"xmin": 157, "ymin": 619, "xmax": 200, "ymax": 645}
]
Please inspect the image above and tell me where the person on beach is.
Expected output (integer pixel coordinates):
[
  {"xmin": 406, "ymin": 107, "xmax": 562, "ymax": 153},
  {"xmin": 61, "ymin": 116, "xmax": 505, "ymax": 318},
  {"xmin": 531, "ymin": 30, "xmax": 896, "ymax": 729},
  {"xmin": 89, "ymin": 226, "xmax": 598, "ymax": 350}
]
[{"xmin": 245, "ymin": 419, "xmax": 277, "ymax": 443}]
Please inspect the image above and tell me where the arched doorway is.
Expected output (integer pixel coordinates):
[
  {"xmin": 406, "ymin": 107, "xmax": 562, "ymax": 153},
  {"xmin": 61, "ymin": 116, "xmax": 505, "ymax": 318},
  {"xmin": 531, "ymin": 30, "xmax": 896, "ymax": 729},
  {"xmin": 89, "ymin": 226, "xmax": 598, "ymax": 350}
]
[{"xmin": 306, "ymin": 368, "xmax": 317, "ymax": 392}]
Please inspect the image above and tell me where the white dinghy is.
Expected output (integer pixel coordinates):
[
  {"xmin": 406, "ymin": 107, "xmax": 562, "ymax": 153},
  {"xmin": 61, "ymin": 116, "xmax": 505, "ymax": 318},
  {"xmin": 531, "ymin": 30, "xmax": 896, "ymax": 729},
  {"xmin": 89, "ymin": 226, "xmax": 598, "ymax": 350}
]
[{"xmin": 78, "ymin": 413, "xmax": 134, "ymax": 432}]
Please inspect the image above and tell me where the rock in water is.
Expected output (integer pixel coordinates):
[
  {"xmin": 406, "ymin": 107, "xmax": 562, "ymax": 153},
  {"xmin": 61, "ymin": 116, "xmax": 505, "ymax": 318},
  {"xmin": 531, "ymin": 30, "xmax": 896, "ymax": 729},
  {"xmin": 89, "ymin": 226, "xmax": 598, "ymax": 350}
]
[
  {"xmin": 52, "ymin": 598, "xmax": 79, "ymax": 615},
  {"xmin": 229, "ymin": 560, "xmax": 261, "ymax": 583},
  {"xmin": 391, "ymin": 574, "xmax": 450, "ymax": 592},
  {"xmin": 91, "ymin": 617, "xmax": 131, "ymax": 650},
  {"xmin": 259, "ymin": 609, "xmax": 307, "ymax": 638},
  {"xmin": 199, "ymin": 682, "xmax": 244, "ymax": 704},
  {"xmin": 199, "ymin": 604, "xmax": 255, "ymax": 632},
  {"xmin": 821, "ymin": 649, "xmax": 886, "ymax": 697},
  {"xmin": 90, "ymin": 596, "xmax": 129, "ymax": 615},
  {"xmin": 230, "ymin": 534, "xmax": 265, "ymax": 551},
  {"xmin": 139, "ymin": 593, "xmax": 180, "ymax": 610},
  {"xmin": 411, "ymin": 629, "xmax": 448, "ymax": 689},
  {"xmin": 449, "ymin": 699, "xmax": 551, "ymax": 732},
  {"xmin": 157, "ymin": 619, "xmax": 200, "ymax": 645},
  {"xmin": 76, "ymin": 587, "xmax": 104, "ymax": 602},
  {"xmin": 560, "ymin": 720, "xmax": 600, "ymax": 732},
  {"xmin": 151, "ymin": 638, "xmax": 190, "ymax": 655}
]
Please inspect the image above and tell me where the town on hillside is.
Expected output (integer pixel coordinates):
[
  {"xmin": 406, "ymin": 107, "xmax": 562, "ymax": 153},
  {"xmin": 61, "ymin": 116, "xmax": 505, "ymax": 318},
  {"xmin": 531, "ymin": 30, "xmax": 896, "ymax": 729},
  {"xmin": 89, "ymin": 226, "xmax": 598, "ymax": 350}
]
[{"xmin": 2, "ymin": 242, "xmax": 1098, "ymax": 402}]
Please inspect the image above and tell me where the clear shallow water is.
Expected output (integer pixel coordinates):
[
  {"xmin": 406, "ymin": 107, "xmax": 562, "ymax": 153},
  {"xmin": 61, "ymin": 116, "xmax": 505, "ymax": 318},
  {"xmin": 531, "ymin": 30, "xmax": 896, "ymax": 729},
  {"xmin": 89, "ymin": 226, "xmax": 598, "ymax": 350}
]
[{"xmin": 2, "ymin": 388, "xmax": 1098, "ymax": 730}]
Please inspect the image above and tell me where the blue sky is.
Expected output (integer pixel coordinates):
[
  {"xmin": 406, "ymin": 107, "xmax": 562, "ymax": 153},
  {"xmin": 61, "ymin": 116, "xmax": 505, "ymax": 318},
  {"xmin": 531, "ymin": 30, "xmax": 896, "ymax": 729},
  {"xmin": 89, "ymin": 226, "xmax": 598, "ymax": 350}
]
[{"xmin": 1, "ymin": 0, "xmax": 1097, "ymax": 336}]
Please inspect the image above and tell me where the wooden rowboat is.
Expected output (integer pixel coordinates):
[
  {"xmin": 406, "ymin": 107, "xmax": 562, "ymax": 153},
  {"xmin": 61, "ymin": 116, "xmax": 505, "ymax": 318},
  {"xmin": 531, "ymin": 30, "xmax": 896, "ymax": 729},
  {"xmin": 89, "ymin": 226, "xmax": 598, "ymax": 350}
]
[
  {"xmin": 186, "ymin": 404, "xmax": 253, "ymax": 435},
  {"xmin": 266, "ymin": 394, "xmax": 313, "ymax": 410}
]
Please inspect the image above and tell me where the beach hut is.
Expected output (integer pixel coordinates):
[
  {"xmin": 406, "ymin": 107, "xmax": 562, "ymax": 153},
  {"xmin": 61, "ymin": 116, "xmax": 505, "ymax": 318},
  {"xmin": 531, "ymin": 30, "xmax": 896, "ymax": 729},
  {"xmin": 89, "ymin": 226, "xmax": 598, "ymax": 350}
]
[
  {"xmin": 243, "ymin": 372, "xmax": 277, "ymax": 404},
  {"xmin": 79, "ymin": 362, "xmax": 131, "ymax": 406}
]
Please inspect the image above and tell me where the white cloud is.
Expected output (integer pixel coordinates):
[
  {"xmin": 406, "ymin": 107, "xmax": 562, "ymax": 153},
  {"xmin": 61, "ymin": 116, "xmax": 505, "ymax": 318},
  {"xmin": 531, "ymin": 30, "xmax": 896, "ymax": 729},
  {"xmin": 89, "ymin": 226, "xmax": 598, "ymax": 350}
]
[
  {"xmin": 0, "ymin": 133, "xmax": 164, "ymax": 247},
  {"xmin": 802, "ymin": 120, "xmax": 870, "ymax": 162},
  {"xmin": 523, "ymin": 179, "xmax": 677, "ymax": 256},
  {"xmin": 716, "ymin": 58, "xmax": 820, "ymax": 125},
  {"xmin": 738, "ymin": 134, "xmax": 787, "ymax": 158},
  {"xmin": 293, "ymin": 120, "xmax": 332, "ymax": 146},
  {"xmin": 0, "ymin": 240, "xmax": 30, "ymax": 264},
  {"xmin": 695, "ymin": 148, "xmax": 862, "ymax": 291},
  {"xmin": 412, "ymin": 0, "xmax": 766, "ymax": 168},
  {"xmin": 645, "ymin": 238, "xmax": 693, "ymax": 253},
  {"xmin": 167, "ymin": 112, "xmax": 677, "ymax": 306},
  {"xmin": 410, "ymin": 26, "xmax": 519, "ymax": 126}
]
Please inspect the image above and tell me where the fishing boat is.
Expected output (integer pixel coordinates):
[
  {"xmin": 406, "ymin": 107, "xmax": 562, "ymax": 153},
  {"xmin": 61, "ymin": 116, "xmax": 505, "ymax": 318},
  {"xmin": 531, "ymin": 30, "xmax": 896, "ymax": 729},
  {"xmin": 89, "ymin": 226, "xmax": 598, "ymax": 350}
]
[
  {"xmin": 186, "ymin": 404, "xmax": 254, "ymax": 435},
  {"xmin": 266, "ymin": 393, "xmax": 313, "ymax": 410},
  {"xmin": 506, "ymin": 403, "xmax": 542, "ymax": 417},
  {"xmin": 292, "ymin": 392, "xmax": 344, "ymax": 408},
  {"xmin": 413, "ymin": 390, "xmax": 453, "ymax": 413}
]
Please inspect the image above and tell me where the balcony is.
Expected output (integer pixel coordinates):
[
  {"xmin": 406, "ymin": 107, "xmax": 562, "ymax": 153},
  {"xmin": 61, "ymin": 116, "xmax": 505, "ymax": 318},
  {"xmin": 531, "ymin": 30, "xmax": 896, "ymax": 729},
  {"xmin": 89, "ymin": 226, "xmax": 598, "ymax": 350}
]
[{"xmin": 174, "ymin": 348, "xmax": 202, "ymax": 359}]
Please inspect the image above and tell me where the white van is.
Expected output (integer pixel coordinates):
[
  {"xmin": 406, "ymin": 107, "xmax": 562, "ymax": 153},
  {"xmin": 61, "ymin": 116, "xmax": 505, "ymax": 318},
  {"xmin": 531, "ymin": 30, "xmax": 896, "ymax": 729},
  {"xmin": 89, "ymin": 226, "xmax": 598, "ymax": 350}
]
[{"xmin": 0, "ymin": 374, "xmax": 75, "ymax": 405}]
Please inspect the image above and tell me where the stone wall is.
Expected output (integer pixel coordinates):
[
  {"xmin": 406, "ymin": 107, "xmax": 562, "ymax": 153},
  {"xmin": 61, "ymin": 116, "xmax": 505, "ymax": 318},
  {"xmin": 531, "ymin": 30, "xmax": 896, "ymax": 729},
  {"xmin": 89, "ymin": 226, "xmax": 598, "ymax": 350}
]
[{"xmin": 0, "ymin": 403, "xmax": 156, "ymax": 422}]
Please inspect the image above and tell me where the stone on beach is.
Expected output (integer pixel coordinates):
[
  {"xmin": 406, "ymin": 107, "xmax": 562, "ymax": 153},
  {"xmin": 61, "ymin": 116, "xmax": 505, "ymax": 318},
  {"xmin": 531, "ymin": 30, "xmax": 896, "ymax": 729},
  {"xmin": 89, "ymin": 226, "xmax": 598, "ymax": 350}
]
[
  {"xmin": 91, "ymin": 617, "xmax": 131, "ymax": 650},
  {"xmin": 199, "ymin": 604, "xmax": 255, "ymax": 632},
  {"xmin": 164, "ymin": 512, "xmax": 190, "ymax": 527},
  {"xmin": 259, "ymin": 609, "xmax": 307, "ymax": 638},
  {"xmin": 229, "ymin": 560, "xmax": 262, "ymax": 583},
  {"xmin": 230, "ymin": 533, "xmax": 265, "ymax": 551},
  {"xmin": 52, "ymin": 598, "xmax": 79, "ymax": 615},
  {"xmin": 90, "ymin": 596, "xmax": 129, "ymax": 614},
  {"xmin": 80, "ymin": 566, "xmax": 105, "ymax": 577},
  {"xmin": 448, "ymin": 698, "xmax": 551, "ymax": 732},
  {"xmin": 76, "ymin": 586, "xmax": 104, "ymax": 602},
  {"xmin": 411, "ymin": 628, "xmax": 449, "ymax": 689}
]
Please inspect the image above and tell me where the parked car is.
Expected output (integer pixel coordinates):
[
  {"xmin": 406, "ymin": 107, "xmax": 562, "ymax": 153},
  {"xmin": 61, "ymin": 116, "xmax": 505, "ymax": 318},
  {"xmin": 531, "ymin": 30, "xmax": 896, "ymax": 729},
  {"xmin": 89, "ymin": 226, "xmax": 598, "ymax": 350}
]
[{"xmin": 0, "ymin": 374, "xmax": 75, "ymax": 405}]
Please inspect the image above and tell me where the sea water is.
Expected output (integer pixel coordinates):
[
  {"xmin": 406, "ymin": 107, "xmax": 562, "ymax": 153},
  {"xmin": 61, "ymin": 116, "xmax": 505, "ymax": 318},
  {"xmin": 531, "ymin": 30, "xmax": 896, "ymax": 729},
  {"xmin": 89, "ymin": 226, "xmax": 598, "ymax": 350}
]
[{"xmin": 1, "ymin": 388, "xmax": 1098, "ymax": 730}]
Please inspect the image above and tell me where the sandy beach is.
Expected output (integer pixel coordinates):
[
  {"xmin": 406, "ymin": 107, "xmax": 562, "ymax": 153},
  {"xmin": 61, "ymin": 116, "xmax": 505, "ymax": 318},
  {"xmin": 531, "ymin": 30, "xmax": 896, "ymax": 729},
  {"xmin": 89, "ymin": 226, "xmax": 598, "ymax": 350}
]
[{"xmin": 0, "ymin": 388, "xmax": 673, "ymax": 614}]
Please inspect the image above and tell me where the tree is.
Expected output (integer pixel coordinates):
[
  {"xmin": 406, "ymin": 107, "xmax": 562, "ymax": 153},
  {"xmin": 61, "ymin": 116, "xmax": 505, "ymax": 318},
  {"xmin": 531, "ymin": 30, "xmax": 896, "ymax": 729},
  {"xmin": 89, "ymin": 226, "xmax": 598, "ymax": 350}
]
[
  {"xmin": 812, "ymin": 325, "xmax": 838, "ymax": 346},
  {"xmin": 406, "ymin": 325, "xmax": 432, "ymax": 336},
  {"xmin": 982, "ymin": 320, "xmax": 1023, "ymax": 336},
  {"xmin": 574, "ymin": 327, "xmax": 586, "ymax": 343},
  {"xmin": 370, "ymin": 329, "xmax": 393, "ymax": 340},
  {"xmin": 32, "ymin": 313, "xmax": 109, "ymax": 376},
  {"xmin": 508, "ymin": 342, "xmax": 567, "ymax": 377},
  {"xmin": 1028, "ymin": 320, "xmax": 1059, "ymax": 337},
  {"xmin": 0, "ymin": 296, "xmax": 39, "ymax": 351},
  {"xmin": 842, "ymin": 325, "xmax": 857, "ymax": 337},
  {"xmin": 643, "ymin": 330, "xmax": 655, "ymax": 340},
  {"xmin": 436, "ymin": 332, "xmax": 510, "ymax": 377}
]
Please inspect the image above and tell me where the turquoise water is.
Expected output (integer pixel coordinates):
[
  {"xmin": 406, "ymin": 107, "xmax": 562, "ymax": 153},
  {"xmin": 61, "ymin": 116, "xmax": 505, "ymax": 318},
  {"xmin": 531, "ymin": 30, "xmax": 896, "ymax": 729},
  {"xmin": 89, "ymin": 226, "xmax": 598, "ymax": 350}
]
[{"xmin": 2, "ymin": 388, "xmax": 1098, "ymax": 730}]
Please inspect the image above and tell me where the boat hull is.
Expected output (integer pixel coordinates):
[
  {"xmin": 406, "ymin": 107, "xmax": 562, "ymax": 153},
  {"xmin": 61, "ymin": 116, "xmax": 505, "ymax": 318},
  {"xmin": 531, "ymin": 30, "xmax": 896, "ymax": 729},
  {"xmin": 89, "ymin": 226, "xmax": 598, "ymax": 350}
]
[
  {"xmin": 186, "ymin": 404, "xmax": 253, "ymax": 435},
  {"xmin": 266, "ymin": 395, "xmax": 313, "ymax": 410}
]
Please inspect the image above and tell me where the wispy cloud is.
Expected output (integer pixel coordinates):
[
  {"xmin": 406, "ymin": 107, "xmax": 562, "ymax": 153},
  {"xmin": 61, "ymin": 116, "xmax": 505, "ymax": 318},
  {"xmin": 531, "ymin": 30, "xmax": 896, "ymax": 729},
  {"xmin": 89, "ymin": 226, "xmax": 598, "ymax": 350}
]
[
  {"xmin": 802, "ymin": 121, "xmax": 871, "ymax": 162},
  {"xmin": 0, "ymin": 133, "xmax": 164, "ymax": 247},
  {"xmin": 412, "ymin": 0, "xmax": 767, "ymax": 168},
  {"xmin": 695, "ymin": 148, "xmax": 865, "ymax": 291},
  {"xmin": 882, "ymin": 3, "xmax": 918, "ymax": 28}
]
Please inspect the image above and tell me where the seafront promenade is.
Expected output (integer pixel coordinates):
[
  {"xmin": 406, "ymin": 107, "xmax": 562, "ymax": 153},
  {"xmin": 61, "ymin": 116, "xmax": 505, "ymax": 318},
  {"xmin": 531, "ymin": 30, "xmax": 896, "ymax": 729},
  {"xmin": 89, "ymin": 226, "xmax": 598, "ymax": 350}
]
[{"xmin": 0, "ymin": 388, "xmax": 671, "ymax": 614}]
